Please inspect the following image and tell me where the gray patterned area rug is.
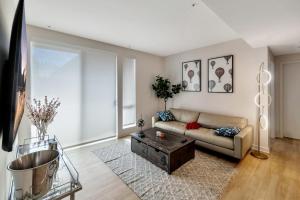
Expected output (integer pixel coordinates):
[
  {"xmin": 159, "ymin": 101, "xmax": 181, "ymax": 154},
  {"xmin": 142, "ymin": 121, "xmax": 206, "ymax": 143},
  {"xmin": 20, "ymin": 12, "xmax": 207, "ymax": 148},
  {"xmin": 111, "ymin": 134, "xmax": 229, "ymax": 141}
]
[{"xmin": 92, "ymin": 141, "xmax": 237, "ymax": 200}]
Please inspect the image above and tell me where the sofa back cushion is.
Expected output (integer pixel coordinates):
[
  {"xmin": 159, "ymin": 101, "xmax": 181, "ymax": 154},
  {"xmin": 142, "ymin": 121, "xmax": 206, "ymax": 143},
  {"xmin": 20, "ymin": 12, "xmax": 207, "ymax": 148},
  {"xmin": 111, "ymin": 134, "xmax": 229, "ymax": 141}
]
[
  {"xmin": 197, "ymin": 112, "xmax": 247, "ymax": 129},
  {"xmin": 170, "ymin": 108, "xmax": 200, "ymax": 123}
]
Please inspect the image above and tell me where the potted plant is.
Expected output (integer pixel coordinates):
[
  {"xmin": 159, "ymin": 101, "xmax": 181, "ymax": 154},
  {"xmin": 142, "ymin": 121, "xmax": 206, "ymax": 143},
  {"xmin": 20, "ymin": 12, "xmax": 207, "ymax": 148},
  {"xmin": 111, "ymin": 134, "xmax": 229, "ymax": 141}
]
[
  {"xmin": 137, "ymin": 114, "xmax": 145, "ymax": 137},
  {"xmin": 26, "ymin": 96, "xmax": 61, "ymax": 141},
  {"xmin": 152, "ymin": 76, "xmax": 181, "ymax": 111}
]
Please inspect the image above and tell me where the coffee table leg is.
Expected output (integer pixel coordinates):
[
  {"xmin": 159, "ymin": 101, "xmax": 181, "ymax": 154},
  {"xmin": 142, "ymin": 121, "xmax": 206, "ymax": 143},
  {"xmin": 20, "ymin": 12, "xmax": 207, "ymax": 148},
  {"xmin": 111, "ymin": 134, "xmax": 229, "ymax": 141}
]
[{"xmin": 70, "ymin": 194, "xmax": 75, "ymax": 200}]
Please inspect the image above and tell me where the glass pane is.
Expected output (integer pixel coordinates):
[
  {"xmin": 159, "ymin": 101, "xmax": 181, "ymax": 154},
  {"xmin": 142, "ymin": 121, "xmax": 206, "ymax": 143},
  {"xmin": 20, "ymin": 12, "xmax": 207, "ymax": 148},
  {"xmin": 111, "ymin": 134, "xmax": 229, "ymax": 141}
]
[
  {"xmin": 30, "ymin": 43, "xmax": 81, "ymax": 147},
  {"xmin": 122, "ymin": 58, "xmax": 136, "ymax": 128},
  {"xmin": 81, "ymin": 49, "xmax": 117, "ymax": 141},
  {"xmin": 31, "ymin": 42, "xmax": 117, "ymax": 146}
]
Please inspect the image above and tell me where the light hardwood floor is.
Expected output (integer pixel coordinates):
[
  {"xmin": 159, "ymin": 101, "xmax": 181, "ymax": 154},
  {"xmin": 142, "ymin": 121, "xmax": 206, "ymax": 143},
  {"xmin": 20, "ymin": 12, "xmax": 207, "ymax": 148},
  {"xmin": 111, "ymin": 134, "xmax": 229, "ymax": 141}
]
[
  {"xmin": 222, "ymin": 138, "xmax": 300, "ymax": 200},
  {"xmin": 65, "ymin": 137, "xmax": 300, "ymax": 200},
  {"xmin": 65, "ymin": 139, "xmax": 139, "ymax": 200}
]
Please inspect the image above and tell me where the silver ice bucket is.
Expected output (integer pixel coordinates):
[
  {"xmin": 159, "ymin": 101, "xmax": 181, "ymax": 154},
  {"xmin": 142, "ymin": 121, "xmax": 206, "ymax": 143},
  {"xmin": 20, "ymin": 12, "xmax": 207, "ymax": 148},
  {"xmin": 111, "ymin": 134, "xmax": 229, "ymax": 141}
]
[{"xmin": 8, "ymin": 150, "xmax": 60, "ymax": 200}]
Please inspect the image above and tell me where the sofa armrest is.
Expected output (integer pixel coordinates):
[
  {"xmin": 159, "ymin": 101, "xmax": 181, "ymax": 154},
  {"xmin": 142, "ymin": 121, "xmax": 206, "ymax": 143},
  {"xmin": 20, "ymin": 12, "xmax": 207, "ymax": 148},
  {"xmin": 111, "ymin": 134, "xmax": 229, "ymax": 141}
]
[
  {"xmin": 234, "ymin": 125, "xmax": 253, "ymax": 159},
  {"xmin": 152, "ymin": 116, "xmax": 160, "ymax": 128}
]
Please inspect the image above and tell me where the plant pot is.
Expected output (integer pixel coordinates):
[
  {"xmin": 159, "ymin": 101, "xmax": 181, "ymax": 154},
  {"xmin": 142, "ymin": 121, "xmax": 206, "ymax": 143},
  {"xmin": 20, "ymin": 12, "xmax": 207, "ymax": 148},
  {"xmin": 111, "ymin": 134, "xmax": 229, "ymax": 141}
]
[{"xmin": 138, "ymin": 131, "xmax": 145, "ymax": 138}]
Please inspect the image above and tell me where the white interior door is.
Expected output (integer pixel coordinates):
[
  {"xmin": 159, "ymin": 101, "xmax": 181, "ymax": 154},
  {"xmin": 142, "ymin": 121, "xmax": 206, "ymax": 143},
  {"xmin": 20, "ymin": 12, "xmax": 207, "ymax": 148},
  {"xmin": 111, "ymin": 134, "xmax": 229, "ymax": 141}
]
[{"xmin": 283, "ymin": 62, "xmax": 300, "ymax": 139}]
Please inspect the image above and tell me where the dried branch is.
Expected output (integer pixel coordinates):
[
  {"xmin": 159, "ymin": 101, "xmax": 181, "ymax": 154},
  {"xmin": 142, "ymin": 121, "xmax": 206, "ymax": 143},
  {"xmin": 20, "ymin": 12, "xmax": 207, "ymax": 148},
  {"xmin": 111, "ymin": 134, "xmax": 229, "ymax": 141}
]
[{"xmin": 26, "ymin": 96, "xmax": 61, "ymax": 140}]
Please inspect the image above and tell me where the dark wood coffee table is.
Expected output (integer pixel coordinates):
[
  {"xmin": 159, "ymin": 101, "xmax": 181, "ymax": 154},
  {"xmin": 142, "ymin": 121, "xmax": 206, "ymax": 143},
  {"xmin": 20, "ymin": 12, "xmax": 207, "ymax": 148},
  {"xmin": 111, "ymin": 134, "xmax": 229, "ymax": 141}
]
[{"xmin": 131, "ymin": 127, "xmax": 195, "ymax": 174}]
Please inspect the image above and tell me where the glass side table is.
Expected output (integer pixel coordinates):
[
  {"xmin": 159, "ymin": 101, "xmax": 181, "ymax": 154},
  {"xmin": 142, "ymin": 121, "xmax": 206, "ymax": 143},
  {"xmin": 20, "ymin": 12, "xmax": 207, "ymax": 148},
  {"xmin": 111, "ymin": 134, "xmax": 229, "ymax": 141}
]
[{"xmin": 9, "ymin": 135, "xmax": 82, "ymax": 200}]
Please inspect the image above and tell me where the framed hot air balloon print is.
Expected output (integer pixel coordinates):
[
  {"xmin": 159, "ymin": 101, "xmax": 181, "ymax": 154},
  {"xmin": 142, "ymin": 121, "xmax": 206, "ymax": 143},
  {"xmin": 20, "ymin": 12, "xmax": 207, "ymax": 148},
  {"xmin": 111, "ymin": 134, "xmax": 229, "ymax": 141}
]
[
  {"xmin": 182, "ymin": 60, "xmax": 201, "ymax": 92},
  {"xmin": 208, "ymin": 55, "xmax": 233, "ymax": 93}
]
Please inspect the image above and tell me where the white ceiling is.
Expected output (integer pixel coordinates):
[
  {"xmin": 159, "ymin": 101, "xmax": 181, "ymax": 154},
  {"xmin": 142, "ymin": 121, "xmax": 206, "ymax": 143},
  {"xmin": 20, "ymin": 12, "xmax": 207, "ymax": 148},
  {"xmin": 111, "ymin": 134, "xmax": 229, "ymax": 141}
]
[
  {"xmin": 202, "ymin": 0, "xmax": 300, "ymax": 56},
  {"xmin": 25, "ymin": 0, "xmax": 239, "ymax": 56},
  {"xmin": 26, "ymin": 0, "xmax": 300, "ymax": 56}
]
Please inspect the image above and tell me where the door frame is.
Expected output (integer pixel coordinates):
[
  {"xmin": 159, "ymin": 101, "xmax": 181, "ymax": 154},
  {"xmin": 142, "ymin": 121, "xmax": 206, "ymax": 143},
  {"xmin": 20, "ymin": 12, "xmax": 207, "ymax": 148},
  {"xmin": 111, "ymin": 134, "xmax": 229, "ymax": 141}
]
[{"xmin": 278, "ymin": 60, "xmax": 300, "ymax": 138}]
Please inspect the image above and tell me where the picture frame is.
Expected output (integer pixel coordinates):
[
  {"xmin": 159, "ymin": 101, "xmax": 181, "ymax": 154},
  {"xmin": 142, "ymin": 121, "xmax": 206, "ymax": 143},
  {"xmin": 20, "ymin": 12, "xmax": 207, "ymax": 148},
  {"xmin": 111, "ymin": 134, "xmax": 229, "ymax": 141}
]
[
  {"xmin": 182, "ymin": 60, "xmax": 201, "ymax": 92},
  {"xmin": 208, "ymin": 55, "xmax": 233, "ymax": 93}
]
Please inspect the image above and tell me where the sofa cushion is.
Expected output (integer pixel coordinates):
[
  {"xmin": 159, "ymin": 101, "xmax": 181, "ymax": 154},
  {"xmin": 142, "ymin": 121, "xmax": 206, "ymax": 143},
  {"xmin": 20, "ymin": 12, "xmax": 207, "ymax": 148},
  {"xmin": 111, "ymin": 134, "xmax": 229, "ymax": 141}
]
[
  {"xmin": 197, "ymin": 112, "xmax": 247, "ymax": 129},
  {"xmin": 186, "ymin": 122, "xmax": 201, "ymax": 130},
  {"xmin": 185, "ymin": 128, "xmax": 234, "ymax": 150},
  {"xmin": 154, "ymin": 121, "xmax": 186, "ymax": 134},
  {"xmin": 215, "ymin": 127, "xmax": 241, "ymax": 137},
  {"xmin": 157, "ymin": 111, "xmax": 175, "ymax": 121},
  {"xmin": 170, "ymin": 108, "xmax": 200, "ymax": 123}
]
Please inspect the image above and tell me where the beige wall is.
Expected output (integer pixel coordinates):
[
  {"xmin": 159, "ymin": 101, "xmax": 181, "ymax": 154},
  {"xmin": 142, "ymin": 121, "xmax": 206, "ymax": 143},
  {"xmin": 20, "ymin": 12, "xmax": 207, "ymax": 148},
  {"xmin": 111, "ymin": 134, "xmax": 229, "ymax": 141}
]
[
  {"xmin": 268, "ymin": 50, "xmax": 276, "ymax": 140},
  {"xmin": 275, "ymin": 53, "xmax": 300, "ymax": 63},
  {"xmin": 164, "ymin": 39, "xmax": 270, "ymax": 152},
  {"xmin": 274, "ymin": 53, "xmax": 300, "ymax": 138},
  {"xmin": 25, "ymin": 25, "xmax": 165, "ymax": 140}
]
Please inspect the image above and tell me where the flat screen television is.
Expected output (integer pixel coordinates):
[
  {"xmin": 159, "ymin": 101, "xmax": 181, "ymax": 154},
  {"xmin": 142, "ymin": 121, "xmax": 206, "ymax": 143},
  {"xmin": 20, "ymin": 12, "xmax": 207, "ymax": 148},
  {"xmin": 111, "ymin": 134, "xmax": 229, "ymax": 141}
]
[{"xmin": 1, "ymin": 0, "xmax": 27, "ymax": 152}]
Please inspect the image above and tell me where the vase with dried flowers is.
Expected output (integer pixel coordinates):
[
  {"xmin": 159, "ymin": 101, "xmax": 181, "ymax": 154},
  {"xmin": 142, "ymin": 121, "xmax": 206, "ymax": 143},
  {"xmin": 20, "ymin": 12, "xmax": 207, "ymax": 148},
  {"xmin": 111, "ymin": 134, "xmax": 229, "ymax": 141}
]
[{"xmin": 26, "ymin": 96, "xmax": 61, "ymax": 141}]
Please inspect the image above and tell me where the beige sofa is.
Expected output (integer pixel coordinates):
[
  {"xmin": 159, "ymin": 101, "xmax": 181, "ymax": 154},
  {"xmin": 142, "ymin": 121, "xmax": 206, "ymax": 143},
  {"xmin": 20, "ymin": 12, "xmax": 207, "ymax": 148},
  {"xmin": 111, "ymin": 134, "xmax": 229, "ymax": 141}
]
[{"xmin": 152, "ymin": 108, "xmax": 253, "ymax": 159}]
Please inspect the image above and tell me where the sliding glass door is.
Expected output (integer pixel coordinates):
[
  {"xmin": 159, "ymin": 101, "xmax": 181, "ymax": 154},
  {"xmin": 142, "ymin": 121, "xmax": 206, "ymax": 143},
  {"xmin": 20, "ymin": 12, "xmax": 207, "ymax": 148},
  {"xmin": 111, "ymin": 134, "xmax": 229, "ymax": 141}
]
[
  {"xmin": 30, "ymin": 42, "xmax": 116, "ymax": 147},
  {"xmin": 30, "ymin": 42, "xmax": 81, "ymax": 146},
  {"xmin": 81, "ymin": 49, "xmax": 117, "ymax": 142}
]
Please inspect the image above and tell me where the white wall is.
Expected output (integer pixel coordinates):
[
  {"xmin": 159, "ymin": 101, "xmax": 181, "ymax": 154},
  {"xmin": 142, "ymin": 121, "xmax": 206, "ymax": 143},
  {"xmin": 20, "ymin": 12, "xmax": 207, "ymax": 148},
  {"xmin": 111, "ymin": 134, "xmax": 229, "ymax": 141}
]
[
  {"xmin": 164, "ymin": 39, "xmax": 270, "ymax": 152},
  {"xmin": 25, "ymin": 25, "xmax": 165, "ymax": 140}
]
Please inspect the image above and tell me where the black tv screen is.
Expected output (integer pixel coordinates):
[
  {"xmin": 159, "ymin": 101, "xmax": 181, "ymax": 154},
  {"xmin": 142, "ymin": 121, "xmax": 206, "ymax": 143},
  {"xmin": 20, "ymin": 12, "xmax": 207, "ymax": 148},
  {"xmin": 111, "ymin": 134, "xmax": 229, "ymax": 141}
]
[{"xmin": 1, "ymin": 0, "xmax": 27, "ymax": 152}]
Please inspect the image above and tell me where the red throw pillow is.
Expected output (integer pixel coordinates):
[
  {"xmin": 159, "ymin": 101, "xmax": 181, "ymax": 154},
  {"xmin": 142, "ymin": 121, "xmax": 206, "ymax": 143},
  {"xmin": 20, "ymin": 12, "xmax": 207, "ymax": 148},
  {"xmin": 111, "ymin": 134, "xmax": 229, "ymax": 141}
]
[{"xmin": 186, "ymin": 122, "xmax": 201, "ymax": 130}]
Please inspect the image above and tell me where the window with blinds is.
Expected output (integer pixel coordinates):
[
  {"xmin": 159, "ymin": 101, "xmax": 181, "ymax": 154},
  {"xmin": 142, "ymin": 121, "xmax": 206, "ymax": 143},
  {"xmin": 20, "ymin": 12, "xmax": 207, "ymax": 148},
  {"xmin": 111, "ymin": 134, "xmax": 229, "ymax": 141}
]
[
  {"xmin": 30, "ymin": 41, "xmax": 117, "ymax": 146},
  {"xmin": 122, "ymin": 58, "xmax": 136, "ymax": 128}
]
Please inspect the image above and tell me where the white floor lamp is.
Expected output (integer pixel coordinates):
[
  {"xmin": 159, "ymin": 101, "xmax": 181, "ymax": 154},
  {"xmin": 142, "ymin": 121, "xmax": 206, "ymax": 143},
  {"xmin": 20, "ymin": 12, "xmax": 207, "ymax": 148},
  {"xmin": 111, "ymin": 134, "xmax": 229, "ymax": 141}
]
[{"xmin": 251, "ymin": 62, "xmax": 272, "ymax": 160}]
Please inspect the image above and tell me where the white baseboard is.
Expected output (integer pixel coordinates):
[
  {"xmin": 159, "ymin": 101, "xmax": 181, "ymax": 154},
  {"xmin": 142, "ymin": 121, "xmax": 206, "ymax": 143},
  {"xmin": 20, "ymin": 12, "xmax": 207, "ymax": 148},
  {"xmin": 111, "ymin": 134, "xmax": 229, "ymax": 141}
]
[
  {"xmin": 251, "ymin": 144, "xmax": 270, "ymax": 154},
  {"xmin": 64, "ymin": 136, "xmax": 117, "ymax": 151}
]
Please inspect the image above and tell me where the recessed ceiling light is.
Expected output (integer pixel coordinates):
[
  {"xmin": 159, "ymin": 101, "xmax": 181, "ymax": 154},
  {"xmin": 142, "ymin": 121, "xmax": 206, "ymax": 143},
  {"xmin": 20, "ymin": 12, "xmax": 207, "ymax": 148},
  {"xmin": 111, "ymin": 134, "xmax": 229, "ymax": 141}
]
[{"xmin": 192, "ymin": 2, "xmax": 199, "ymax": 7}]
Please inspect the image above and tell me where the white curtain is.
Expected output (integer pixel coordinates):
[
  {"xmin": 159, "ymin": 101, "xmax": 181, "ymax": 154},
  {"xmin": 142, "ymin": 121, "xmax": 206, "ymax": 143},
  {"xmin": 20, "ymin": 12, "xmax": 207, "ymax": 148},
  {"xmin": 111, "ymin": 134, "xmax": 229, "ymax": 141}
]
[
  {"xmin": 81, "ymin": 49, "xmax": 117, "ymax": 142},
  {"xmin": 30, "ymin": 42, "xmax": 116, "ymax": 147}
]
